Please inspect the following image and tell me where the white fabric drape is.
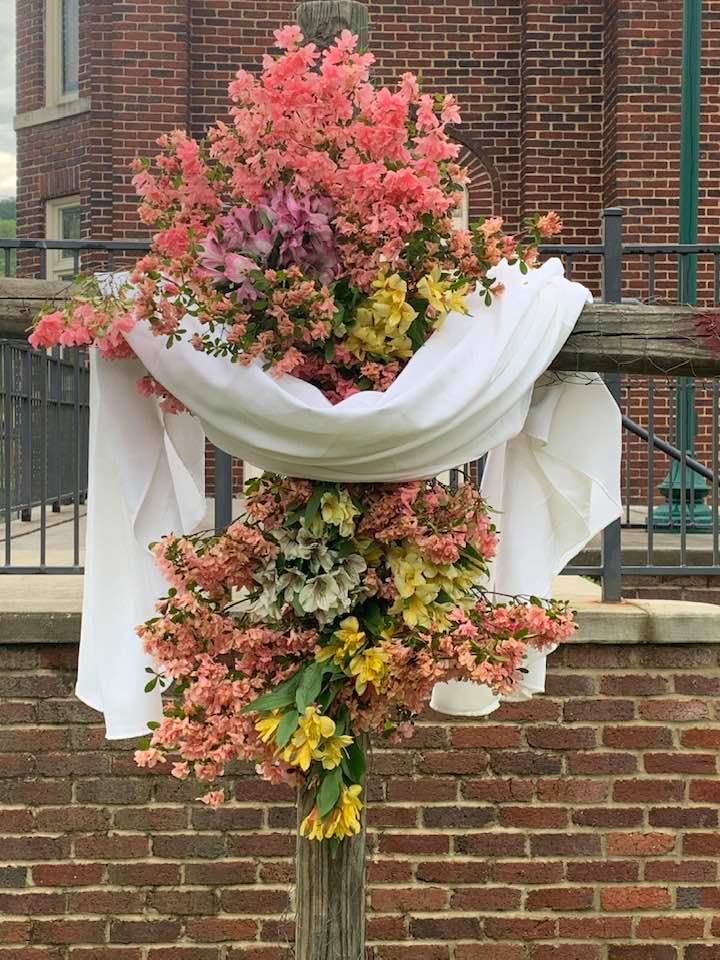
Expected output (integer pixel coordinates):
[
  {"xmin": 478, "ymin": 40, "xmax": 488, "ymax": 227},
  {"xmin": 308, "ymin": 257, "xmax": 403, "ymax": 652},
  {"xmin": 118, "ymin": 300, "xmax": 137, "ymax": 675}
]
[{"xmin": 76, "ymin": 259, "xmax": 621, "ymax": 738}]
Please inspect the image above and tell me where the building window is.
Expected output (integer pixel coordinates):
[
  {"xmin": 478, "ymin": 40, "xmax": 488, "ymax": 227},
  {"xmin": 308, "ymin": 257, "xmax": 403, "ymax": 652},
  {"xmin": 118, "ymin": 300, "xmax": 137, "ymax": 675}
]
[
  {"xmin": 46, "ymin": 0, "xmax": 80, "ymax": 107},
  {"xmin": 45, "ymin": 196, "xmax": 82, "ymax": 281}
]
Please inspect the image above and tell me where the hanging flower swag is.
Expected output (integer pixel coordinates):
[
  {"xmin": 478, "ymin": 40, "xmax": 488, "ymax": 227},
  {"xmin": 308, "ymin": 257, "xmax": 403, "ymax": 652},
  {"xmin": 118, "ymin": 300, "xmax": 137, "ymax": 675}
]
[{"xmin": 31, "ymin": 25, "xmax": 574, "ymax": 841}]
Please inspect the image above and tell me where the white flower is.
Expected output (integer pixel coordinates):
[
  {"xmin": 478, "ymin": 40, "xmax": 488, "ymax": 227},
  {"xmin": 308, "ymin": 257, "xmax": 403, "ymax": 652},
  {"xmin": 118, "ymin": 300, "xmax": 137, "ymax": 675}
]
[
  {"xmin": 298, "ymin": 574, "xmax": 342, "ymax": 613},
  {"xmin": 252, "ymin": 588, "xmax": 283, "ymax": 622},
  {"xmin": 277, "ymin": 567, "xmax": 307, "ymax": 599}
]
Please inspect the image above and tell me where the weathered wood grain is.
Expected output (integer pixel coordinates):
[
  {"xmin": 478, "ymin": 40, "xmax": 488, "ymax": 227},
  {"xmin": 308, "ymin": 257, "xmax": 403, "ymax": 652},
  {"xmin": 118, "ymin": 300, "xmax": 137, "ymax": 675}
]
[
  {"xmin": 296, "ymin": 1, "xmax": 369, "ymax": 49},
  {"xmin": 0, "ymin": 278, "xmax": 76, "ymax": 338},
  {"xmin": 550, "ymin": 302, "xmax": 720, "ymax": 378},
  {"xmin": 295, "ymin": 738, "xmax": 368, "ymax": 960}
]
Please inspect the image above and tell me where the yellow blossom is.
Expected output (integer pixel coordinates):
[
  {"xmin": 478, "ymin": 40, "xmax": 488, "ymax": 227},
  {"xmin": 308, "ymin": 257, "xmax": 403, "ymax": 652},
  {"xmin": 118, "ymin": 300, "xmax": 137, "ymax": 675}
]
[
  {"xmin": 325, "ymin": 785, "xmax": 364, "ymax": 839},
  {"xmin": 313, "ymin": 733, "xmax": 354, "ymax": 770},
  {"xmin": 316, "ymin": 616, "xmax": 366, "ymax": 666},
  {"xmin": 370, "ymin": 273, "xmax": 417, "ymax": 334},
  {"xmin": 417, "ymin": 267, "xmax": 470, "ymax": 327},
  {"xmin": 349, "ymin": 645, "xmax": 390, "ymax": 695},
  {"xmin": 347, "ymin": 272, "xmax": 417, "ymax": 360},
  {"xmin": 299, "ymin": 804, "xmax": 327, "ymax": 841},
  {"xmin": 281, "ymin": 706, "xmax": 336, "ymax": 772},
  {"xmin": 299, "ymin": 785, "xmax": 364, "ymax": 841},
  {"xmin": 417, "ymin": 266, "xmax": 447, "ymax": 313},
  {"xmin": 254, "ymin": 709, "xmax": 283, "ymax": 746},
  {"xmin": 390, "ymin": 593, "xmax": 432, "ymax": 629},
  {"xmin": 443, "ymin": 282, "xmax": 470, "ymax": 316},
  {"xmin": 320, "ymin": 490, "xmax": 360, "ymax": 538}
]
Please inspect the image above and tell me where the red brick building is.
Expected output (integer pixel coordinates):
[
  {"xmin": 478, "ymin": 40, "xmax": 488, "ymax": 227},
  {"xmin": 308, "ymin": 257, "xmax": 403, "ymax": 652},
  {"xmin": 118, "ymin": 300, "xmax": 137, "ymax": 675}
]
[
  {"xmin": 15, "ymin": 1, "xmax": 720, "ymax": 283},
  {"xmin": 7, "ymin": 5, "xmax": 720, "ymax": 959}
]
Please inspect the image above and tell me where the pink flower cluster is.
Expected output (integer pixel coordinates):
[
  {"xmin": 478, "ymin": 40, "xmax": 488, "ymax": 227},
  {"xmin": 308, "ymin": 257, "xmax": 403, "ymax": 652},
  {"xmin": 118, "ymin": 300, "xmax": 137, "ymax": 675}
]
[
  {"xmin": 135, "ymin": 474, "xmax": 575, "ymax": 806},
  {"xmin": 359, "ymin": 480, "xmax": 497, "ymax": 565}
]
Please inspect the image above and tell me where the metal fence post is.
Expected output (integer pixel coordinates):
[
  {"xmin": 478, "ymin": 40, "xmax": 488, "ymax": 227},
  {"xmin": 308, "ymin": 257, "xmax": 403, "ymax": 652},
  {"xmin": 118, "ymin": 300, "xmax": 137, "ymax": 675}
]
[
  {"xmin": 601, "ymin": 208, "xmax": 624, "ymax": 601},
  {"xmin": 214, "ymin": 448, "xmax": 233, "ymax": 533}
]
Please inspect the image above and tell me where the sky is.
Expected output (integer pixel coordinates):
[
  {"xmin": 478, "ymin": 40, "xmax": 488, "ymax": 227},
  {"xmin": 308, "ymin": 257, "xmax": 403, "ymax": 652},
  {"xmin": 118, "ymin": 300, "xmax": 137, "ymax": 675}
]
[{"xmin": 0, "ymin": 0, "xmax": 15, "ymax": 197}]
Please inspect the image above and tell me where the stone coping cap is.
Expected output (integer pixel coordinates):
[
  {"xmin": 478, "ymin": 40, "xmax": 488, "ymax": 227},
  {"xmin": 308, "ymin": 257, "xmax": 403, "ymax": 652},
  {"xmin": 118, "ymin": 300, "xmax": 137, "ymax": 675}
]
[{"xmin": 0, "ymin": 576, "xmax": 718, "ymax": 645}]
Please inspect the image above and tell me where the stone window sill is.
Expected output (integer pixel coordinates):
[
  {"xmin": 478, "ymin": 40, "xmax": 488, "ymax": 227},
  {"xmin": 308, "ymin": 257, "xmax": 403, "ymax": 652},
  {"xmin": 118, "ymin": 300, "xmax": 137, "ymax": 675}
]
[{"xmin": 14, "ymin": 97, "xmax": 91, "ymax": 131}]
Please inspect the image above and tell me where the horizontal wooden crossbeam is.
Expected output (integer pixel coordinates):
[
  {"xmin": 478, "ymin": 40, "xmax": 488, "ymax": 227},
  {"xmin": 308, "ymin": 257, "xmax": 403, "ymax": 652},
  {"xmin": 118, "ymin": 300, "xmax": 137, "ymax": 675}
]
[
  {"xmin": 1, "ymin": 278, "xmax": 719, "ymax": 378},
  {"xmin": 551, "ymin": 302, "xmax": 720, "ymax": 378}
]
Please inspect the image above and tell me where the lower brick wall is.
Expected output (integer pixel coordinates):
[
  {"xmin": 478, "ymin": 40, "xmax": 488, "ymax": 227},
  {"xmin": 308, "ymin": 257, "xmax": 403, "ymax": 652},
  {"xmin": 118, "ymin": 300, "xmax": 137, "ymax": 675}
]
[{"xmin": 1, "ymin": 641, "xmax": 720, "ymax": 959}]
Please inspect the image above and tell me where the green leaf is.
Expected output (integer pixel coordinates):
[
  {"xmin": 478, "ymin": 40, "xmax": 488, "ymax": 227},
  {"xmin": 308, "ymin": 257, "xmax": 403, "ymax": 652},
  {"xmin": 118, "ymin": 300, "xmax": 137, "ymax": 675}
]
[
  {"xmin": 362, "ymin": 600, "xmax": 385, "ymax": 637},
  {"xmin": 241, "ymin": 671, "xmax": 302, "ymax": 714},
  {"xmin": 317, "ymin": 768, "xmax": 342, "ymax": 818},
  {"xmin": 137, "ymin": 737, "xmax": 151, "ymax": 751},
  {"xmin": 344, "ymin": 739, "xmax": 366, "ymax": 783},
  {"xmin": 144, "ymin": 678, "xmax": 158, "ymax": 693},
  {"xmin": 276, "ymin": 709, "xmax": 299, "ymax": 748},
  {"xmin": 304, "ymin": 486, "xmax": 325, "ymax": 527},
  {"xmin": 292, "ymin": 593, "xmax": 305, "ymax": 617},
  {"xmin": 296, "ymin": 660, "xmax": 326, "ymax": 713}
]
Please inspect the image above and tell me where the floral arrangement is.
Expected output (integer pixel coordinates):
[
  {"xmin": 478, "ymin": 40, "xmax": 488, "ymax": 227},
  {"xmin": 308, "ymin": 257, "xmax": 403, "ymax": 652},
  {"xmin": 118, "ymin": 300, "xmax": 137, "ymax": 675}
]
[
  {"xmin": 136, "ymin": 474, "xmax": 575, "ymax": 841},
  {"xmin": 30, "ymin": 26, "xmax": 571, "ymax": 842},
  {"xmin": 30, "ymin": 26, "xmax": 560, "ymax": 403}
]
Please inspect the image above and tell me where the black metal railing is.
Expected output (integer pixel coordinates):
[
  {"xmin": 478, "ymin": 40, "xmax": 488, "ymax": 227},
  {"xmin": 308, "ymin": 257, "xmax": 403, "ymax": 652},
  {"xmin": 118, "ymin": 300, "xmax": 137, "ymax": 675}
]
[
  {"xmin": 2, "ymin": 212, "xmax": 719, "ymax": 600},
  {"xmin": 1, "ymin": 341, "xmax": 89, "ymax": 573}
]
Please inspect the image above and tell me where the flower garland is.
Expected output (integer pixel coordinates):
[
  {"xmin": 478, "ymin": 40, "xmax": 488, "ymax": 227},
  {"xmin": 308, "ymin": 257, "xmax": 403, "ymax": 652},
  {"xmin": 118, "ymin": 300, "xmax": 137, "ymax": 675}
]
[
  {"xmin": 136, "ymin": 475, "xmax": 575, "ymax": 841},
  {"xmin": 29, "ymin": 26, "xmax": 572, "ymax": 841}
]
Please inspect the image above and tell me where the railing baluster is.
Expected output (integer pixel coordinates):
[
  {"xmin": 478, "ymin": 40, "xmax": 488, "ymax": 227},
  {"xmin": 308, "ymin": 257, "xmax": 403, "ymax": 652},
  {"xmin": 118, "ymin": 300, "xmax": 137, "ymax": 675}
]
[
  {"xmin": 679, "ymin": 380, "xmax": 688, "ymax": 564},
  {"xmin": 648, "ymin": 253, "xmax": 656, "ymax": 303},
  {"xmin": 214, "ymin": 447, "xmax": 233, "ymax": 533},
  {"xmin": 73, "ymin": 349, "xmax": 81, "ymax": 567},
  {"xmin": 21, "ymin": 348, "xmax": 32, "ymax": 523},
  {"xmin": 713, "ymin": 379, "xmax": 719, "ymax": 567},
  {"xmin": 625, "ymin": 379, "xmax": 631, "ymax": 524},
  {"xmin": 647, "ymin": 379, "xmax": 655, "ymax": 567},
  {"xmin": 40, "ymin": 350, "xmax": 47, "ymax": 568},
  {"xmin": 3, "ymin": 344, "xmax": 12, "ymax": 566},
  {"xmin": 600, "ymin": 208, "xmax": 623, "ymax": 601}
]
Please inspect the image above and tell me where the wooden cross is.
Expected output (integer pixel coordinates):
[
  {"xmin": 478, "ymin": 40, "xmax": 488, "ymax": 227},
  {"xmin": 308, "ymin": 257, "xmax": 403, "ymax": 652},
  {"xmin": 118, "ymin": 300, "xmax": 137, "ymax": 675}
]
[{"xmin": 2, "ymin": 3, "xmax": 719, "ymax": 956}]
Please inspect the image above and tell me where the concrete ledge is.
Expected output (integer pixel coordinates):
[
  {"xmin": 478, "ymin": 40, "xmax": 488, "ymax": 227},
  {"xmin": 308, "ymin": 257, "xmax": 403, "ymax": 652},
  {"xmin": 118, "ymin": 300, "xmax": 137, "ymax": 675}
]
[
  {"xmin": 571, "ymin": 597, "xmax": 720, "ymax": 644},
  {"xmin": 0, "ymin": 611, "xmax": 81, "ymax": 644},
  {"xmin": 0, "ymin": 575, "xmax": 718, "ymax": 645}
]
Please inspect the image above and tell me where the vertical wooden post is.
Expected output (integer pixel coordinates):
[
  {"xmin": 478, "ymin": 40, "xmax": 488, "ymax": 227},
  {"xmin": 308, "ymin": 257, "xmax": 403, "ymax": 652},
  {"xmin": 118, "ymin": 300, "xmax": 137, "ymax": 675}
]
[
  {"xmin": 292, "ymin": 7, "xmax": 370, "ymax": 957},
  {"xmin": 296, "ymin": 1, "xmax": 370, "ymax": 50},
  {"xmin": 295, "ymin": 779, "xmax": 368, "ymax": 960}
]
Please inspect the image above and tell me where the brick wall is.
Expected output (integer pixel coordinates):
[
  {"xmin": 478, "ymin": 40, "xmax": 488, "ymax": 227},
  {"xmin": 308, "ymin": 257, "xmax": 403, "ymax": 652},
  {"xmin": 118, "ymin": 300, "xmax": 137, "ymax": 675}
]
[{"xmin": 2, "ymin": 640, "xmax": 720, "ymax": 958}]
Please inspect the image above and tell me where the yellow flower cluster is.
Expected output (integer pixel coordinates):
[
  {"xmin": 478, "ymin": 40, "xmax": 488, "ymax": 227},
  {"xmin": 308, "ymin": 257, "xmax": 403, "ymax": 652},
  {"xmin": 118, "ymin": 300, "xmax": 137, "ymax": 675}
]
[
  {"xmin": 417, "ymin": 266, "xmax": 470, "ymax": 325},
  {"xmin": 316, "ymin": 616, "xmax": 366, "ymax": 666},
  {"xmin": 255, "ymin": 706, "xmax": 352, "ymax": 773},
  {"xmin": 320, "ymin": 490, "xmax": 360, "ymax": 538},
  {"xmin": 387, "ymin": 545, "xmax": 479, "ymax": 628},
  {"xmin": 347, "ymin": 273, "xmax": 417, "ymax": 360},
  {"xmin": 316, "ymin": 616, "xmax": 390, "ymax": 694},
  {"xmin": 300, "ymin": 785, "xmax": 364, "ymax": 841}
]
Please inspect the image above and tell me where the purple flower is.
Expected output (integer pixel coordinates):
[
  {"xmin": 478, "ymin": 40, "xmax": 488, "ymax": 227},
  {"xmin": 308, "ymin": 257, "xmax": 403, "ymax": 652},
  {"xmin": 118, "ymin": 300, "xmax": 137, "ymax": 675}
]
[
  {"xmin": 268, "ymin": 186, "xmax": 339, "ymax": 283},
  {"xmin": 200, "ymin": 189, "xmax": 340, "ymax": 296}
]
